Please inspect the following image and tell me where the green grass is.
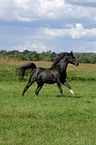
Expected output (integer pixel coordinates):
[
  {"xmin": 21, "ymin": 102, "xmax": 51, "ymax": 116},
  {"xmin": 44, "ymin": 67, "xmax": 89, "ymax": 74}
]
[{"xmin": 0, "ymin": 63, "xmax": 96, "ymax": 144}]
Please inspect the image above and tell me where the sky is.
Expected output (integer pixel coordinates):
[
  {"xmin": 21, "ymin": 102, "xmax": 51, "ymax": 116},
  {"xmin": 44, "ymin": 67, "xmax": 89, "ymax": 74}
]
[{"xmin": 0, "ymin": 0, "xmax": 96, "ymax": 53}]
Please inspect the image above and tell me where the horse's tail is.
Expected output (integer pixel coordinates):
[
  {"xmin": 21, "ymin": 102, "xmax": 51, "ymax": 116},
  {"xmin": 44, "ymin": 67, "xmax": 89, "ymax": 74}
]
[{"xmin": 16, "ymin": 62, "xmax": 36, "ymax": 80}]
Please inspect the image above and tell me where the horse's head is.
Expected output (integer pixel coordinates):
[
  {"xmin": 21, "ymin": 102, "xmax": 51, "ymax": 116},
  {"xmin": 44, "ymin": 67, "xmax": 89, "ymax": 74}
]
[
  {"xmin": 52, "ymin": 51, "xmax": 79, "ymax": 67},
  {"xmin": 67, "ymin": 51, "xmax": 79, "ymax": 66}
]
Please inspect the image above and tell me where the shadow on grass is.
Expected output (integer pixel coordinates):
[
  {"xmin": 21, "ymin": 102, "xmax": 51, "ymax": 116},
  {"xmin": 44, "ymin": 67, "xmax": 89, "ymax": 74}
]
[{"xmin": 56, "ymin": 95, "xmax": 82, "ymax": 98}]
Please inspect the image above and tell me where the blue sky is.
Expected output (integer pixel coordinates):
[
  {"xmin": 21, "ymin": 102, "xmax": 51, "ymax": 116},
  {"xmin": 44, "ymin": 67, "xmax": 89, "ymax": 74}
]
[{"xmin": 0, "ymin": 0, "xmax": 96, "ymax": 53}]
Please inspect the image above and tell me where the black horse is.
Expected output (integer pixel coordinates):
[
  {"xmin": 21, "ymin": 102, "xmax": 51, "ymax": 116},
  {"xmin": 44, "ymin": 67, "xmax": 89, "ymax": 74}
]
[{"xmin": 17, "ymin": 51, "xmax": 79, "ymax": 97}]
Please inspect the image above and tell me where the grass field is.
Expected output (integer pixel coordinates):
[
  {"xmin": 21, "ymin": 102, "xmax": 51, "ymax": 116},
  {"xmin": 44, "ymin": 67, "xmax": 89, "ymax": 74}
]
[{"xmin": 0, "ymin": 61, "xmax": 96, "ymax": 145}]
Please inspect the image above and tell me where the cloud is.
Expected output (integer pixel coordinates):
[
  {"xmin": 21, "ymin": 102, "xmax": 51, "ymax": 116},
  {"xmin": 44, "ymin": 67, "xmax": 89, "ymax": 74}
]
[
  {"xmin": 39, "ymin": 24, "xmax": 96, "ymax": 40},
  {"xmin": 12, "ymin": 41, "xmax": 48, "ymax": 52},
  {"xmin": 0, "ymin": 0, "xmax": 96, "ymax": 24},
  {"xmin": 0, "ymin": 0, "xmax": 16, "ymax": 20},
  {"xmin": 14, "ymin": 0, "xmax": 65, "ymax": 21},
  {"xmin": 11, "ymin": 23, "xmax": 96, "ymax": 53},
  {"xmin": 0, "ymin": 0, "xmax": 96, "ymax": 53},
  {"xmin": 14, "ymin": 0, "xmax": 96, "ymax": 23},
  {"xmin": 15, "ymin": 0, "xmax": 30, "ymax": 10}
]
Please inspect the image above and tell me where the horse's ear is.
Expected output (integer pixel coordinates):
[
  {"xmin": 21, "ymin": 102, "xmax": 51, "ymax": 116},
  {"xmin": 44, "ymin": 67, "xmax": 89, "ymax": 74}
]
[{"xmin": 70, "ymin": 51, "xmax": 73, "ymax": 55}]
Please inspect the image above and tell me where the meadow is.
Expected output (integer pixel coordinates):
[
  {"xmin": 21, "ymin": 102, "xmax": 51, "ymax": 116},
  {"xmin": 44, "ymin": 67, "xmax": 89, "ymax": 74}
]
[{"xmin": 0, "ymin": 60, "xmax": 96, "ymax": 145}]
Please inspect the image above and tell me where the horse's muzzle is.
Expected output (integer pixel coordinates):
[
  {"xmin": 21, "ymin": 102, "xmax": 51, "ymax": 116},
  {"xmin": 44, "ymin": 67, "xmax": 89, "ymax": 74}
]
[{"xmin": 76, "ymin": 62, "xmax": 79, "ymax": 66}]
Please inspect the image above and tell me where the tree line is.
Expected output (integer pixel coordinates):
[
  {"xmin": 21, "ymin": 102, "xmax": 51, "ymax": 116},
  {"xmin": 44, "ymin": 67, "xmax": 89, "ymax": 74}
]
[{"xmin": 0, "ymin": 50, "xmax": 96, "ymax": 64}]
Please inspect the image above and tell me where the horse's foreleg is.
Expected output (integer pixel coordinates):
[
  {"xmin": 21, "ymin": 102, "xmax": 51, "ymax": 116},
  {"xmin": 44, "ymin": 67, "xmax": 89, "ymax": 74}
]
[
  {"xmin": 57, "ymin": 81, "xmax": 64, "ymax": 97},
  {"xmin": 35, "ymin": 83, "xmax": 44, "ymax": 96},
  {"xmin": 64, "ymin": 82, "xmax": 76, "ymax": 97},
  {"xmin": 22, "ymin": 79, "xmax": 35, "ymax": 96}
]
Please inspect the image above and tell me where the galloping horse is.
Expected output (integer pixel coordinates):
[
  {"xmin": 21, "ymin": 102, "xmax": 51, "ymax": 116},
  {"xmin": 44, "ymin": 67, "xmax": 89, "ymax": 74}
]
[{"xmin": 17, "ymin": 51, "xmax": 79, "ymax": 97}]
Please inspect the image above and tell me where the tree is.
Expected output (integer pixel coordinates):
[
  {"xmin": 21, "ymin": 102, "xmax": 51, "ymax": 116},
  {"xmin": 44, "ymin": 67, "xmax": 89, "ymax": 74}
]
[
  {"xmin": 14, "ymin": 53, "xmax": 24, "ymax": 60},
  {"xmin": 79, "ymin": 57, "xmax": 90, "ymax": 63},
  {"xmin": 25, "ymin": 51, "xmax": 39, "ymax": 61},
  {"xmin": 46, "ymin": 50, "xmax": 51, "ymax": 56},
  {"xmin": 22, "ymin": 50, "xmax": 29, "ymax": 56},
  {"xmin": 89, "ymin": 56, "xmax": 96, "ymax": 64}
]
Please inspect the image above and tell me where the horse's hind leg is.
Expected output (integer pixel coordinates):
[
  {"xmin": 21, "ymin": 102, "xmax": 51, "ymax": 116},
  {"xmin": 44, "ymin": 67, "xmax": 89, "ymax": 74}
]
[
  {"xmin": 22, "ymin": 79, "xmax": 35, "ymax": 96},
  {"xmin": 57, "ymin": 81, "xmax": 64, "ymax": 97},
  {"xmin": 35, "ymin": 82, "xmax": 44, "ymax": 96}
]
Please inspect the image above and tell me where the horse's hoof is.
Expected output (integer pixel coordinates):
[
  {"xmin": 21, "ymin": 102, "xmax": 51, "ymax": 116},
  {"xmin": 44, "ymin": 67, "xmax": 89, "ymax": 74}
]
[{"xmin": 73, "ymin": 94, "xmax": 76, "ymax": 97}]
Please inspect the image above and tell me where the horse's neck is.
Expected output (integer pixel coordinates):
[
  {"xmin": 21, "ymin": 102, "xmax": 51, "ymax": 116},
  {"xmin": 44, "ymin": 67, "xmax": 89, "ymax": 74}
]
[{"xmin": 58, "ymin": 60, "xmax": 68, "ymax": 72}]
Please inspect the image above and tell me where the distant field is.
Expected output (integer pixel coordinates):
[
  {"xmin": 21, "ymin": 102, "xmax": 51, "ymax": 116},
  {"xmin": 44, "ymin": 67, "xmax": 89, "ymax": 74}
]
[{"xmin": 0, "ymin": 61, "xmax": 96, "ymax": 144}]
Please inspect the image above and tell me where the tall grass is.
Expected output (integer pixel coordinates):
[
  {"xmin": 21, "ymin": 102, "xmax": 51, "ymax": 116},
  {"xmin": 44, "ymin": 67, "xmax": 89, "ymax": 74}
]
[{"xmin": 0, "ymin": 58, "xmax": 96, "ymax": 81}]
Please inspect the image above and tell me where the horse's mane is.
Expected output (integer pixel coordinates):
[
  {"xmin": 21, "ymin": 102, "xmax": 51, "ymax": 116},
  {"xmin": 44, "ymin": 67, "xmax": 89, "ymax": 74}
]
[{"xmin": 52, "ymin": 52, "xmax": 69, "ymax": 67}]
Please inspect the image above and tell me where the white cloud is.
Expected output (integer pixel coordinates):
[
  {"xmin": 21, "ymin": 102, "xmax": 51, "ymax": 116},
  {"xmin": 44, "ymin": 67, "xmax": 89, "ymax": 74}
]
[
  {"xmin": 15, "ymin": 0, "xmax": 30, "ymax": 10},
  {"xmin": 12, "ymin": 41, "xmax": 48, "ymax": 52},
  {"xmin": 0, "ymin": 0, "xmax": 96, "ymax": 53},
  {"xmin": 38, "ymin": 0, "xmax": 65, "ymax": 19},
  {"xmin": 0, "ymin": 0, "xmax": 16, "ymax": 20},
  {"xmin": 0, "ymin": 0, "xmax": 96, "ymax": 24},
  {"xmin": 15, "ymin": 11, "xmax": 33, "ymax": 21},
  {"xmin": 39, "ymin": 24, "xmax": 96, "ymax": 40}
]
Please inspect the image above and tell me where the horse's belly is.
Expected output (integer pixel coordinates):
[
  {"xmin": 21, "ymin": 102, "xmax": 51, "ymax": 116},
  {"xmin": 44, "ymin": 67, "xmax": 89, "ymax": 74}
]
[
  {"xmin": 45, "ymin": 80, "xmax": 56, "ymax": 84},
  {"xmin": 37, "ymin": 70, "xmax": 57, "ymax": 84}
]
